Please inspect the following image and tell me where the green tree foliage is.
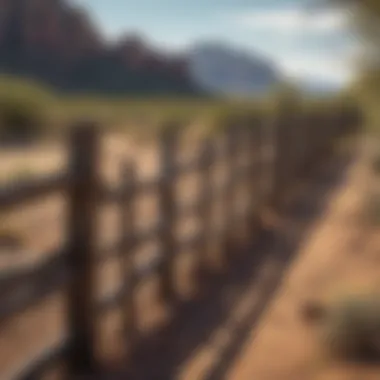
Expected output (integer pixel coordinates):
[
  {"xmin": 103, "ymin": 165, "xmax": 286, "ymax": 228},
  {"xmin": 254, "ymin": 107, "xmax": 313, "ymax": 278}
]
[{"xmin": 318, "ymin": 0, "xmax": 380, "ymax": 129}]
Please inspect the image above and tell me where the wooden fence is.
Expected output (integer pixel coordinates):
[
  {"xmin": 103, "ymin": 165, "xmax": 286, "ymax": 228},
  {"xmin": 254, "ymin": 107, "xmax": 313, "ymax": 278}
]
[{"xmin": 0, "ymin": 105, "xmax": 360, "ymax": 379}]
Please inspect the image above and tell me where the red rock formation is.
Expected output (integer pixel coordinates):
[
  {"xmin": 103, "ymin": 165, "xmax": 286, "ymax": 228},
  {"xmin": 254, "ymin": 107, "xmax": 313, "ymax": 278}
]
[
  {"xmin": 113, "ymin": 35, "xmax": 150, "ymax": 69},
  {"xmin": 61, "ymin": 8, "xmax": 104, "ymax": 61},
  {"xmin": 169, "ymin": 56, "xmax": 189, "ymax": 78},
  {"xmin": 0, "ymin": 0, "xmax": 198, "ymax": 94},
  {"xmin": 0, "ymin": 0, "xmax": 11, "ymax": 45}
]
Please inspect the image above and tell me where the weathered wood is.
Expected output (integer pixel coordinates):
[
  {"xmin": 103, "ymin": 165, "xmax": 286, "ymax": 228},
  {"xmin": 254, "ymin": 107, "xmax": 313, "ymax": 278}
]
[
  {"xmin": 66, "ymin": 122, "xmax": 99, "ymax": 375},
  {"xmin": 0, "ymin": 108, "xmax": 358, "ymax": 379},
  {"xmin": 98, "ymin": 220, "xmax": 166, "ymax": 263},
  {"xmin": 258, "ymin": 116, "xmax": 274, "ymax": 210},
  {"xmin": 178, "ymin": 150, "xmax": 212, "ymax": 174},
  {"xmin": 0, "ymin": 251, "xmax": 68, "ymax": 322},
  {"xmin": 0, "ymin": 173, "xmax": 69, "ymax": 213},
  {"xmin": 296, "ymin": 112, "xmax": 309, "ymax": 177},
  {"xmin": 286, "ymin": 113, "xmax": 296, "ymax": 183},
  {"xmin": 194, "ymin": 139, "xmax": 214, "ymax": 287},
  {"xmin": 271, "ymin": 111, "xmax": 291, "ymax": 212},
  {"xmin": 97, "ymin": 254, "xmax": 163, "ymax": 313},
  {"xmin": 156, "ymin": 125, "xmax": 178, "ymax": 305},
  {"xmin": 100, "ymin": 153, "xmax": 211, "ymax": 204},
  {"xmin": 9, "ymin": 338, "xmax": 69, "ymax": 380},
  {"xmin": 119, "ymin": 161, "xmax": 138, "ymax": 354},
  {"xmin": 247, "ymin": 123, "xmax": 261, "ymax": 234},
  {"xmin": 97, "ymin": 229, "xmax": 203, "ymax": 313},
  {"xmin": 0, "ymin": 250, "xmax": 65, "ymax": 290},
  {"xmin": 234, "ymin": 125, "xmax": 253, "ymax": 244},
  {"xmin": 98, "ymin": 192, "xmax": 225, "ymax": 263},
  {"xmin": 100, "ymin": 174, "xmax": 166, "ymax": 202},
  {"xmin": 221, "ymin": 124, "xmax": 240, "ymax": 264}
]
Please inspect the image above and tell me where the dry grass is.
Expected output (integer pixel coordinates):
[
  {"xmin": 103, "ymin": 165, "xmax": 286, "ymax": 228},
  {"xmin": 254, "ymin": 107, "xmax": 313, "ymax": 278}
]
[
  {"xmin": 321, "ymin": 292, "xmax": 380, "ymax": 362},
  {"xmin": 0, "ymin": 74, "xmax": 358, "ymax": 142}
]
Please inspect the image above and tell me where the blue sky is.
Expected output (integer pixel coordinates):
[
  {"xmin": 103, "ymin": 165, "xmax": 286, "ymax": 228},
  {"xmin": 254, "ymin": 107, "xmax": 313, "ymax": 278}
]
[{"xmin": 73, "ymin": 0, "xmax": 357, "ymax": 86}]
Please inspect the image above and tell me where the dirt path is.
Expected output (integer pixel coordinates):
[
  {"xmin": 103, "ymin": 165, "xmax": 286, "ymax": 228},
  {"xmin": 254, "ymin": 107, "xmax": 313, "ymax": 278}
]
[{"xmin": 225, "ymin": 138, "xmax": 380, "ymax": 380}]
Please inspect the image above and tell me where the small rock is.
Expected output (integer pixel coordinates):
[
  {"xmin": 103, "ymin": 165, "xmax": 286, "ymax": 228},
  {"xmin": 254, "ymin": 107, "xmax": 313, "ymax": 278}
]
[{"xmin": 300, "ymin": 300, "xmax": 327, "ymax": 323}]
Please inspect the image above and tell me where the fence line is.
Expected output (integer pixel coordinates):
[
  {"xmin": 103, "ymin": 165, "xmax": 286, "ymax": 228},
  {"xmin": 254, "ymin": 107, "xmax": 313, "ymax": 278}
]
[{"xmin": 0, "ymin": 105, "xmax": 361, "ymax": 379}]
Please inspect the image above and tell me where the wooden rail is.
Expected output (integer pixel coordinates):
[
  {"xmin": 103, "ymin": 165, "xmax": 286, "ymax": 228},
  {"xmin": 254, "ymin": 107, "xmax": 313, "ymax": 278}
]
[
  {"xmin": 0, "ymin": 173, "xmax": 69, "ymax": 212},
  {"xmin": 0, "ymin": 104, "xmax": 361, "ymax": 379}
]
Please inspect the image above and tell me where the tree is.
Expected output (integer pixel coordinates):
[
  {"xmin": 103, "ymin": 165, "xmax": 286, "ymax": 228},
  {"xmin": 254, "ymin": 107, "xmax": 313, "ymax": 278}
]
[{"xmin": 315, "ymin": 0, "xmax": 380, "ymax": 129}]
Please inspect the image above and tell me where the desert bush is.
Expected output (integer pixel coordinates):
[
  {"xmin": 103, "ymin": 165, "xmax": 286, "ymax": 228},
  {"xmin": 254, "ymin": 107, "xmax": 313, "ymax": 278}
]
[
  {"xmin": 373, "ymin": 157, "xmax": 380, "ymax": 174},
  {"xmin": 322, "ymin": 293, "xmax": 380, "ymax": 361},
  {"xmin": 372, "ymin": 150, "xmax": 380, "ymax": 174},
  {"xmin": 362, "ymin": 191, "xmax": 380, "ymax": 226},
  {"xmin": 301, "ymin": 299, "xmax": 327, "ymax": 323},
  {"xmin": 0, "ymin": 74, "xmax": 360, "ymax": 142},
  {"xmin": 0, "ymin": 76, "xmax": 53, "ymax": 143},
  {"xmin": 0, "ymin": 97, "xmax": 45, "ymax": 141}
]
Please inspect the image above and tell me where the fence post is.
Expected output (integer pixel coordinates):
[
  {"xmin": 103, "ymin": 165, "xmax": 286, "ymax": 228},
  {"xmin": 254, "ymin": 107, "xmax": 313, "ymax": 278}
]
[
  {"xmin": 308, "ymin": 111, "xmax": 319, "ymax": 172},
  {"xmin": 157, "ymin": 124, "xmax": 178, "ymax": 306},
  {"xmin": 222, "ymin": 122, "xmax": 239, "ymax": 262},
  {"xmin": 271, "ymin": 111, "xmax": 287, "ymax": 213},
  {"xmin": 233, "ymin": 124, "xmax": 249, "ymax": 244},
  {"xmin": 247, "ymin": 119, "xmax": 262, "ymax": 236},
  {"xmin": 261, "ymin": 114, "xmax": 276, "ymax": 213},
  {"xmin": 120, "ymin": 161, "xmax": 138, "ymax": 358},
  {"xmin": 297, "ymin": 111, "xmax": 309, "ymax": 177},
  {"xmin": 195, "ymin": 138, "xmax": 214, "ymax": 286},
  {"xmin": 288, "ymin": 112, "xmax": 298, "ymax": 182},
  {"xmin": 283, "ymin": 110, "xmax": 297, "ymax": 192},
  {"xmin": 67, "ymin": 122, "xmax": 99, "ymax": 375}
]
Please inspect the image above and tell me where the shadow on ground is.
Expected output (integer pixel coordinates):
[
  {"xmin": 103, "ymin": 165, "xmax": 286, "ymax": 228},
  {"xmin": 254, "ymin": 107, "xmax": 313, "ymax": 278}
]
[{"xmin": 103, "ymin": 149, "xmax": 356, "ymax": 380}]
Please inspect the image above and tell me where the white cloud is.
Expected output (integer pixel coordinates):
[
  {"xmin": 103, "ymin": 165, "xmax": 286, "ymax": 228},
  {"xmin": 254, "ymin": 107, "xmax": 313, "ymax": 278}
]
[
  {"xmin": 239, "ymin": 40, "xmax": 356, "ymax": 86},
  {"xmin": 230, "ymin": 8, "xmax": 349, "ymax": 36},
  {"xmin": 225, "ymin": 7, "xmax": 355, "ymax": 86},
  {"xmin": 278, "ymin": 56, "xmax": 354, "ymax": 85}
]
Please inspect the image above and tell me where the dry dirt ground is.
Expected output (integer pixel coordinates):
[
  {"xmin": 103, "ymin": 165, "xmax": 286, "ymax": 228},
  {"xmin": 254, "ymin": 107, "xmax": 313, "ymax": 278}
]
[
  {"xmin": 0, "ymin": 130, "xmax": 263, "ymax": 379},
  {"xmin": 92, "ymin": 136, "xmax": 380, "ymax": 380},
  {"xmin": 1, "ymin": 133, "xmax": 380, "ymax": 380},
  {"xmin": 132, "ymin": 136, "xmax": 379, "ymax": 380},
  {"xmin": 222, "ymin": 138, "xmax": 380, "ymax": 380}
]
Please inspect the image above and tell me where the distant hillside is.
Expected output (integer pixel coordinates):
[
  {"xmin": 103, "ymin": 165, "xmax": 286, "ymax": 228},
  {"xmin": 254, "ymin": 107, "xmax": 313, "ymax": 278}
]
[
  {"xmin": 0, "ymin": 0, "xmax": 202, "ymax": 96},
  {"xmin": 188, "ymin": 42, "xmax": 280, "ymax": 96}
]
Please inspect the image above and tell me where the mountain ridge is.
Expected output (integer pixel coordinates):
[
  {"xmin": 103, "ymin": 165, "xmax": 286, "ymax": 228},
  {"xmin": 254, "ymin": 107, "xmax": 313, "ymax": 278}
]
[
  {"xmin": 188, "ymin": 41, "xmax": 280, "ymax": 96},
  {"xmin": 0, "ymin": 0, "xmax": 280, "ymax": 97},
  {"xmin": 0, "ymin": 0, "xmax": 201, "ymax": 95}
]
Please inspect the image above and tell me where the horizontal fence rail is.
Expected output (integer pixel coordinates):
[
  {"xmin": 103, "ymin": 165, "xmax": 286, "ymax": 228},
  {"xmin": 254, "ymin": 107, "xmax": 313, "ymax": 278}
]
[
  {"xmin": 0, "ymin": 105, "xmax": 362, "ymax": 379},
  {"xmin": 0, "ymin": 250, "xmax": 68, "ymax": 322},
  {"xmin": 0, "ymin": 173, "xmax": 69, "ymax": 212}
]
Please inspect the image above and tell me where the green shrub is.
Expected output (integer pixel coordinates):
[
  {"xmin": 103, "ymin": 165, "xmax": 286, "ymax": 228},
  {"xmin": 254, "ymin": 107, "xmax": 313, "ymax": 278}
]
[
  {"xmin": 363, "ymin": 191, "xmax": 380, "ymax": 226},
  {"xmin": 322, "ymin": 294, "xmax": 380, "ymax": 361},
  {"xmin": 372, "ymin": 152, "xmax": 380, "ymax": 174},
  {"xmin": 0, "ymin": 98, "xmax": 43, "ymax": 140},
  {"xmin": 0, "ymin": 76, "xmax": 53, "ymax": 142}
]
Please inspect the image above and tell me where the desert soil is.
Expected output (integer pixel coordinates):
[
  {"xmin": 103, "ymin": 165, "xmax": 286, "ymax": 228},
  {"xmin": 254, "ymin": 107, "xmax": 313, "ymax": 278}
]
[
  {"xmin": 1, "ymin": 133, "xmax": 380, "ymax": 380},
  {"xmin": 223, "ymin": 137, "xmax": 380, "ymax": 380},
  {"xmin": 0, "ymin": 129, "xmax": 260, "ymax": 379}
]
